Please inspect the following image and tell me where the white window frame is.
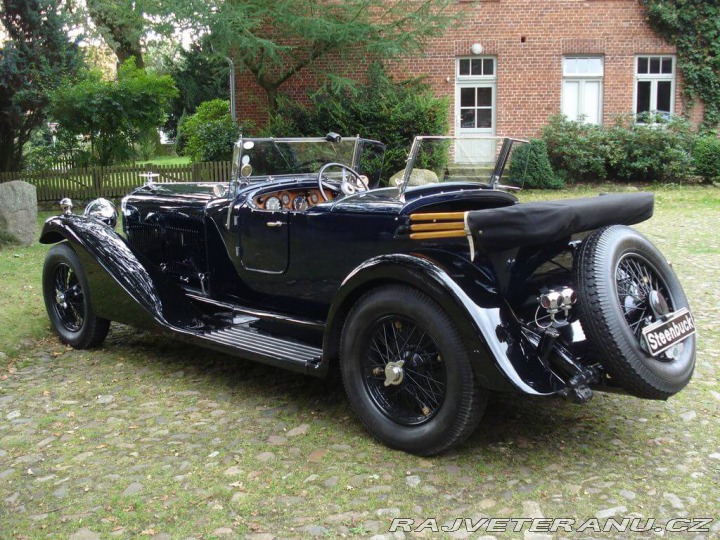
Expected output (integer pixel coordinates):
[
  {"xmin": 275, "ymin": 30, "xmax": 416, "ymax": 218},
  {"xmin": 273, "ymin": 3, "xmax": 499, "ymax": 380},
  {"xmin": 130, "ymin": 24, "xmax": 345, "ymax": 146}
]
[
  {"xmin": 633, "ymin": 55, "xmax": 676, "ymax": 120},
  {"xmin": 457, "ymin": 57, "xmax": 497, "ymax": 81},
  {"xmin": 561, "ymin": 56, "xmax": 604, "ymax": 125}
]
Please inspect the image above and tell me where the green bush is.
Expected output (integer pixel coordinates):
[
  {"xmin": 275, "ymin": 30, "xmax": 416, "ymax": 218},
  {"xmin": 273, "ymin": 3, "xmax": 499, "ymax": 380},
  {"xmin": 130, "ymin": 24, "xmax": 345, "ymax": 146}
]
[
  {"xmin": 178, "ymin": 99, "xmax": 243, "ymax": 162},
  {"xmin": 49, "ymin": 59, "xmax": 177, "ymax": 166},
  {"xmin": 542, "ymin": 115, "xmax": 610, "ymax": 181},
  {"xmin": 134, "ymin": 129, "xmax": 160, "ymax": 162},
  {"xmin": 693, "ymin": 135, "xmax": 720, "ymax": 182},
  {"xmin": 267, "ymin": 63, "xmax": 449, "ymax": 181},
  {"xmin": 607, "ymin": 114, "xmax": 696, "ymax": 183},
  {"xmin": 507, "ymin": 139, "xmax": 565, "ymax": 189},
  {"xmin": 542, "ymin": 114, "xmax": 697, "ymax": 184}
]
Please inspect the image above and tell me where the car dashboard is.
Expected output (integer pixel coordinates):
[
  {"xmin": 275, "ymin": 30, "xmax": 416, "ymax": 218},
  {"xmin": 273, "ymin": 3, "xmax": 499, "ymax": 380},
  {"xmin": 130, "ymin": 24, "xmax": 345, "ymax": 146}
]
[{"xmin": 253, "ymin": 188, "xmax": 335, "ymax": 211}]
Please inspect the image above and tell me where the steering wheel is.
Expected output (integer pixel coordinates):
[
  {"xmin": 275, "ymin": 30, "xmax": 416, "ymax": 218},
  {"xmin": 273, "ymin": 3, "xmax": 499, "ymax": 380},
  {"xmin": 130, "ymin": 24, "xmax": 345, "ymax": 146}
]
[{"xmin": 317, "ymin": 162, "xmax": 368, "ymax": 201}]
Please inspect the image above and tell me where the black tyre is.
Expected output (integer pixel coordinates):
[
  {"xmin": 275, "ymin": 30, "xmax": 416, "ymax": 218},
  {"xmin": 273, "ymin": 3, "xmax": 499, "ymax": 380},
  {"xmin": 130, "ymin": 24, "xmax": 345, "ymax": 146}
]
[
  {"xmin": 42, "ymin": 242, "xmax": 110, "ymax": 349},
  {"xmin": 575, "ymin": 225, "xmax": 695, "ymax": 399},
  {"xmin": 340, "ymin": 285, "xmax": 487, "ymax": 455}
]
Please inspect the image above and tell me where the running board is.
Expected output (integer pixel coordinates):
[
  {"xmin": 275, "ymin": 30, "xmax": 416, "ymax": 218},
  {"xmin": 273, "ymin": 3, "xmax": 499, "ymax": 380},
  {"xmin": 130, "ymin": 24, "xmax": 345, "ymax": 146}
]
[{"xmin": 197, "ymin": 324, "xmax": 323, "ymax": 374}]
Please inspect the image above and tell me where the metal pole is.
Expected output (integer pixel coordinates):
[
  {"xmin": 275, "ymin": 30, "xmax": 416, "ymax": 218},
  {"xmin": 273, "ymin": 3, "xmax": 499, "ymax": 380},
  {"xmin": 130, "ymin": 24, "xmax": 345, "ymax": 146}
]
[{"xmin": 225, "ymin": 57, "xmax": 236, "ymax": 122}]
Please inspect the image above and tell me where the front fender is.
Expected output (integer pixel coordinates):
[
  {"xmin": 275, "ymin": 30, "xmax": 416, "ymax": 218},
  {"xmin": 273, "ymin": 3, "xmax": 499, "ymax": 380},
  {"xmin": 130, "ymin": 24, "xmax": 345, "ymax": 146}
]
[
  {"xmin": 40, "ymin": 215, "xmax": 200, "ymax": 330},
  {"xmin": 324, "ymin": 253, "xmax": 561, "ymax": 395}
]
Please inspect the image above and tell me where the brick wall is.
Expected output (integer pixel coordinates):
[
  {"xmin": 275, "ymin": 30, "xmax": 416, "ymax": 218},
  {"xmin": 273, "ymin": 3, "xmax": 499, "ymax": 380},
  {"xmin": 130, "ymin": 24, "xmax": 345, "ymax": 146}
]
[{"xmin": 235, "ymin": 0, "xmax": 697, "ymax": 138}]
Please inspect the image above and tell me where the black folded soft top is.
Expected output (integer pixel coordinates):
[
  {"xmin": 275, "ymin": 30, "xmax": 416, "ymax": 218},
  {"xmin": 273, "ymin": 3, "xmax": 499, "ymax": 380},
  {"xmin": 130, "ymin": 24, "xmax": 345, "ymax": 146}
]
[{"xmin": 466, "ymin": 193, "xmax": 655, "ymax": 251}]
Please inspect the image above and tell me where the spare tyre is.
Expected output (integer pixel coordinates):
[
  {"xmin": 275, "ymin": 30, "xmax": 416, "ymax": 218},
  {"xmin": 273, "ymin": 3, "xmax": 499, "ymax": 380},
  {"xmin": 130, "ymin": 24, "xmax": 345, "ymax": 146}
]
[{"xmin": 574, "ymin": 225, "xmax": 695, "ymax": 399}]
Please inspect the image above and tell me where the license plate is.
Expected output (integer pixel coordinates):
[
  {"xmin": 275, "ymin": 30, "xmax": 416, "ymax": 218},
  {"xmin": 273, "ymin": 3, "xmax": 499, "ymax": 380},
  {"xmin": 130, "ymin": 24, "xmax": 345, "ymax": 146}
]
[{"xmin": 641, "ymin": 307, "xmax": 696, "ymax": 357}]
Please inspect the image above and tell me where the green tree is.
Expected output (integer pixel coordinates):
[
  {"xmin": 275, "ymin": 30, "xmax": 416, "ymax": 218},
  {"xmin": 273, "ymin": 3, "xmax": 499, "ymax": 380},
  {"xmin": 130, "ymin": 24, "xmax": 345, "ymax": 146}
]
[
  {"xmin": 85, "ymin": 0, "xmax": 146, "ymax": 68},
  {"xmin": 0, "ymin": 0, "xmax": 80, "ymax": 171},
  {"xmin": 177, "ymin": 99, "xmax": 242, "ymax": 162},
  {"xmin": 49, "ymin": 59, "xmax": 178, "ymax": 166},
  {"xmin": 161, "ymin": 40, "xmax": 230, "ymax": 138},
  {"xmin": 271, "ymin": 63, "xmax": 449, "ymax": 179},
  {"xmin": 209, "ymin": 0, "xmax": 454, "ymax": 114},
  {"xmin": 643, "ymin": 0, "xmax": 720, "ymax": 130}
]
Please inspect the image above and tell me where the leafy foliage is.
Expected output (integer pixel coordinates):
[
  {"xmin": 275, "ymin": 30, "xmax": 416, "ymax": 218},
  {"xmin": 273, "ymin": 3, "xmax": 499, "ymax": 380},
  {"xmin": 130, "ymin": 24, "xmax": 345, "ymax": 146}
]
[
  {"xmin": 693, "ymin": 136, "xmax": 720, "ymax": 182},
  {"xmin": 208, "ymin": 0, "xmax": 454, "ymax": 114},
  {"xmin": 85, "ymin": 0, "xmax": 146, "ymax": 68},
  {"xmin": 49, "ymin": 59, "xmax": 178, "ymax": 166},
  {"xmin": 0, "ymin": 0, "xmax": 81, "ymax": 171},
  {"xmin": 542, "ymin": 116, "xmax": 611, "ymax": 181},
  {"xmin": 265, "ymin": 63, "xmax": 449, "ymax": 179},
  {"xmin": 542, "ymin": 114, "xmax": 697, "ymax": 183},
  {"xmin": 78, "ymin": 0, "xmax": 208, "ymax": 69},
  {"xmin": 177, "ymin": 99, "xmax": 242, "ymax": 162},
  {"xmin": 606, "ymin": 114, "xmax": 696, "ymax": 183},
  {"xmin": 644, "ymin": 0, "xmax": 720, "ymax": 130},
  {"xmin": 507, "ymin": 140, "xmax": 565, "ymax": 189},
  {"xmin": 161, "ymin": 41, "xmax": 230, "ymax": 138}
]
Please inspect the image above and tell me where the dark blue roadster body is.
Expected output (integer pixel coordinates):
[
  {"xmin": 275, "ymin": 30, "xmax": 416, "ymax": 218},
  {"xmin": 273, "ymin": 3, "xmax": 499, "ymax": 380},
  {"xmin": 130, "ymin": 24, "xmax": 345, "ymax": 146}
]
[{"xmin": 39, "ymin": 134, "xmax": 696, "ymax": 454}]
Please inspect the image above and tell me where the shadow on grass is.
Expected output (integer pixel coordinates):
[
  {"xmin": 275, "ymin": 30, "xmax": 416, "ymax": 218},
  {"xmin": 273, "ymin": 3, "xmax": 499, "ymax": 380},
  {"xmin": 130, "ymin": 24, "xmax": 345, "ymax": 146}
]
[{"xmin": 99, "ymin": 323, "xmax": 620, "ymax": 458}]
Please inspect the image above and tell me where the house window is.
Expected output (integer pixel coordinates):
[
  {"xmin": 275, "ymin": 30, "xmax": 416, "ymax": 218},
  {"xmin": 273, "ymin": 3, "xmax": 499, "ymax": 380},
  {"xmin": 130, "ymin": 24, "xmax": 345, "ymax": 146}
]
[
  {"xmin": 457, "ymin": 57, "xmax": 496, "ymax": 78},
  {"xmin": 635, "ymin": 55, "xmax": 675, "ymax": 117},
  {"xmin": 562, "ymin": 57, "xmax": 604, "ymax": 125}
]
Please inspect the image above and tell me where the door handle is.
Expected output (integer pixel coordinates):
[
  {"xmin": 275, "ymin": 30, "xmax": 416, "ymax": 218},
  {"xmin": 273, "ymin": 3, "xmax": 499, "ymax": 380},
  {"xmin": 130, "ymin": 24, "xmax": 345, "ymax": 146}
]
[{"xmin": 266, "ymin": 221, "xmax": 284, "ymax": 228}]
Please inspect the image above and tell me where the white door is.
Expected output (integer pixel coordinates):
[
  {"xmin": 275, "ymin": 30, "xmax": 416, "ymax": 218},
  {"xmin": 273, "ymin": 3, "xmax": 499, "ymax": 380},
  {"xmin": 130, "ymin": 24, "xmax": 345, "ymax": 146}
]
[{"xmin": 455, "ymin": 59, "xmax": 497, "ymax": 164}]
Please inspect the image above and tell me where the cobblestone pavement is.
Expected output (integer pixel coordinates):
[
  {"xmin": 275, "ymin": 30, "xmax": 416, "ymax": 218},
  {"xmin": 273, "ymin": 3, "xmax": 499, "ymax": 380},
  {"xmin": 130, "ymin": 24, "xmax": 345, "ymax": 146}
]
[{"xmin": 1, "ymin": 187, "xmax": 719, "ymax": 539}]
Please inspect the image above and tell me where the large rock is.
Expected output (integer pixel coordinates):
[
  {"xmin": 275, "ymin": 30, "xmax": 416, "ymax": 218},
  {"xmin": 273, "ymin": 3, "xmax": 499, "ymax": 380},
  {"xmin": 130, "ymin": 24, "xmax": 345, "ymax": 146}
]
[
  {"xmin": 390, "ymin": 168, "xmax": 439, "ymax": 187},
  {"xmin": 0, "ymin": 181, "xmax": 37, "ymax": 246}
]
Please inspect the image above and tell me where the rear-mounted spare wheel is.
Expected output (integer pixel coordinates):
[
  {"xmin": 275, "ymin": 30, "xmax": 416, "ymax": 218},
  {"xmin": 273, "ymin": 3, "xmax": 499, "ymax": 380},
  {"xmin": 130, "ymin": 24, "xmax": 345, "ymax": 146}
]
[{"xmin": 575, "ymin": 225, "xmax": 696, "ymax": 399}]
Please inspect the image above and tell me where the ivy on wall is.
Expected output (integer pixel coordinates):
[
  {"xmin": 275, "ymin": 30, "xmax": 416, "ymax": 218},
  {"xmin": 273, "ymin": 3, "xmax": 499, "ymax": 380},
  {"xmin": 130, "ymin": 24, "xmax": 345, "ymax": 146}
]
[{"xmin": 643, "ymin": 0, "xmax": 720, "ymax": 131}]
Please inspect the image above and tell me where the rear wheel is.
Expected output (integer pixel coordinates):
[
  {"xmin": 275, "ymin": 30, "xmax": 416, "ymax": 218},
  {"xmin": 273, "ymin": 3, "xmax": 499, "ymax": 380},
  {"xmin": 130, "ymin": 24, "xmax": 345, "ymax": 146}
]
[
  {"xmin": 43, "ymin": 243, "xmax": 110, "ymax": 349},
  {"xmin": 575, "ymin": 226, "xmax": 695, "ymax": 399},
  {"xmin": 340, "ymin": 285, "xmax": 486, "ymax": 455}
]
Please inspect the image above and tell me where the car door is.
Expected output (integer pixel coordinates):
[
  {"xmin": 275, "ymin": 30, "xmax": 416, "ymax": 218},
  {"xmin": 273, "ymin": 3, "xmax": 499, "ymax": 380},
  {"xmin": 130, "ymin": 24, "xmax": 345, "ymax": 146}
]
[{"xmin": 238, "ymin": 208, "xmax": 289, "ymax": 274}]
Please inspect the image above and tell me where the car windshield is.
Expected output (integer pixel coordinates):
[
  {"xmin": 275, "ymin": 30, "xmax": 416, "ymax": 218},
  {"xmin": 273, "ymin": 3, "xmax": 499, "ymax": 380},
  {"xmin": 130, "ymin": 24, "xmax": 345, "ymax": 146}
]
[
  {"xmin": 232, "ymin": 136, "xmax": 386, "ymax": 189},
  {"xmin": 397, "ymin": 136, "xmax": 531, "ymax": 194}
]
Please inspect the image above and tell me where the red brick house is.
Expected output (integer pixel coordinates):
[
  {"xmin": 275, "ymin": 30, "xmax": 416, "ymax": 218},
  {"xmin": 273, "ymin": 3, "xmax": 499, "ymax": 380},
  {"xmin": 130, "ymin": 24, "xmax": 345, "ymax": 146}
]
[{"xmin": 234, "ymin": 0, "xmax": 702, "ymax": 140}]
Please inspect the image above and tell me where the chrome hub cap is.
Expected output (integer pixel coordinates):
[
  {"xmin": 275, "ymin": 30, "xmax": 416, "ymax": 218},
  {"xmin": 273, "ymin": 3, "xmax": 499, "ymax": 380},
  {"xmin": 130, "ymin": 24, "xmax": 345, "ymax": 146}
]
[{"xmin": 383, "ymin": 360, "xmax": 405, "ymax": 387}]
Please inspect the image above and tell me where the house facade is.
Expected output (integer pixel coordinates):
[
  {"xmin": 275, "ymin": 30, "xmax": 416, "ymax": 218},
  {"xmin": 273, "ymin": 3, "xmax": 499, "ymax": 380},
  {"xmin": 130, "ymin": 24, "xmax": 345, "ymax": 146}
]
[{"xmin": 234, "ymin": 0, "xmax": 701, "ymax": 140}]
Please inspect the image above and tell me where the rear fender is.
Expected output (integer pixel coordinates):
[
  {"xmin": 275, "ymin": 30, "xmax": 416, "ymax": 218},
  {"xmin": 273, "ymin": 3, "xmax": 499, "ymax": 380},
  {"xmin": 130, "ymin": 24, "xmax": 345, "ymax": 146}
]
[
  {"xmin": 40, "ymin": 215, "xmax": 200, "ymax": 330},
  {"xmin": 324, "ymin": 252, "xmax": 562, "ymax": 395}
]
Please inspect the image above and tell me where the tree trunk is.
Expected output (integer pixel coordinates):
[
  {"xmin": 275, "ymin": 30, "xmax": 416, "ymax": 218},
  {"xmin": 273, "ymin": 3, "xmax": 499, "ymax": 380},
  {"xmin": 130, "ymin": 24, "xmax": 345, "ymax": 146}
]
[
  {"xmin": 116, "ymin": 47, "xmax": 145, "ymax": 70},
  {"xmin": 0, "ymin": 132, "xmax": 20, "ymax": 172},
  {"xmin": 265, "ymin": 87, "xmax": 279, "ymax": 115}
]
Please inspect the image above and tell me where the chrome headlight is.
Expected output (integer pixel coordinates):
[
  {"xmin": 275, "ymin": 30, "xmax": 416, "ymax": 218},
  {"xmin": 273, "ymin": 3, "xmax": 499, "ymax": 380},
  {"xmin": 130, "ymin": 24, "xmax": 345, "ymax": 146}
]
[{"xmin": 84, "ymin": 198, "xmax": 118, "ymax": 228}]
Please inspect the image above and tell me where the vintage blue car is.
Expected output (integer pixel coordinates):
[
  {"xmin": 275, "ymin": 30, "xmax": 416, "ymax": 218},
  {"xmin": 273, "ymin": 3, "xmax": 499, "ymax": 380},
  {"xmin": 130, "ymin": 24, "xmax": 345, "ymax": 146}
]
[{"xmin": 40, "ymin": 134, "xmax": 696, "ymax": 455}]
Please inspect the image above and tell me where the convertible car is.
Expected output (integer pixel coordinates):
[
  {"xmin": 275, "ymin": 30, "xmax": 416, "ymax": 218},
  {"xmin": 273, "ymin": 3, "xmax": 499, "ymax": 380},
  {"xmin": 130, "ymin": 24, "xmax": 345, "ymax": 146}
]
[{"xmin": 40, "ymin": 134, "xmax": 696, "ymax": 455}]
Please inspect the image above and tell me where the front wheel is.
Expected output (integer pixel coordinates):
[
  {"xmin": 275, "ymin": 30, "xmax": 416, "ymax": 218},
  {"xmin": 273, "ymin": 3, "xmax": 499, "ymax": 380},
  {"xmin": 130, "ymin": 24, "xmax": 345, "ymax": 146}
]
[
  {"xmin": 42, "ymin": 242, "xmax": 110, "ymax": 349},
  {"xmin": 340, "ymin": 285, "xmax": 487, "ymax": 455}
]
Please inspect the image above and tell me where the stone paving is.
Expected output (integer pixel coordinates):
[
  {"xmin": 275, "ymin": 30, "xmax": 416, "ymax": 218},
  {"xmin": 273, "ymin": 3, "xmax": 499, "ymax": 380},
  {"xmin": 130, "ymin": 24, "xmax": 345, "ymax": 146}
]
[{"xmin": 1, "ymin": 187, "xmax": 719, "ymax": 538}]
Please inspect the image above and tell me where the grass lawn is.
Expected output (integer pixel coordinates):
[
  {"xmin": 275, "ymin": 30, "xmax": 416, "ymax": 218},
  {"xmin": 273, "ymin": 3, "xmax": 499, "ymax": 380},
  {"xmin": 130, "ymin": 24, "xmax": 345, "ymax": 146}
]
[
  {"xmin": 1, "ymin": 186, "xmax": 718, "ymax": 539},
  {"xmin": 136, "ymin": 155, "xmax": 191, "ymax": 166}
]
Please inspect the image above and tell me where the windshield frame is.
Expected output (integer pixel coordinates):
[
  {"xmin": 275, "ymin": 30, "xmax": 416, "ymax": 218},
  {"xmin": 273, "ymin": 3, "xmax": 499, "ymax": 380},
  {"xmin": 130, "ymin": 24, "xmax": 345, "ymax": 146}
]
[
  {"xmin": 232, "ymin": 136, "xmax": 373, "ymax": 181},
  {"xmin": 397, "ymin": 135, "xmax": 530, "ymax": 197}
]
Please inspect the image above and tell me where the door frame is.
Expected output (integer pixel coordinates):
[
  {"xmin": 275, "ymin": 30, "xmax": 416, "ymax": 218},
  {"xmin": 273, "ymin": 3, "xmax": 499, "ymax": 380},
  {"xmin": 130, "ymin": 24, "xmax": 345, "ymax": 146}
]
[{"xmin": 454, "ymin": 57, "xmax": 498, "ymax": 164}]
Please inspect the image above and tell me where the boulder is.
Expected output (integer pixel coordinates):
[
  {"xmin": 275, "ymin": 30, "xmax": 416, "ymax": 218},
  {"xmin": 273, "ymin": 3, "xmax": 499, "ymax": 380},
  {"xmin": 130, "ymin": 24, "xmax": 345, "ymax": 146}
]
[
  {"xmin": 390, "ymin": 168, "xmax": 439, "ymax": 187},
  {"xmin": 0, "ymin": 181, "xmax": 37, "ymax": 246}
]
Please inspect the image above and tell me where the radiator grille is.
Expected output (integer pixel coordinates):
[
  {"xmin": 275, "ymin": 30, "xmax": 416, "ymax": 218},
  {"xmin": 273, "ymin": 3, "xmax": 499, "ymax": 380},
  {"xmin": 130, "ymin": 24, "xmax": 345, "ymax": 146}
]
[{"xmin": 128, "ymin": 218, "xmax": 206, "ymax": 276}]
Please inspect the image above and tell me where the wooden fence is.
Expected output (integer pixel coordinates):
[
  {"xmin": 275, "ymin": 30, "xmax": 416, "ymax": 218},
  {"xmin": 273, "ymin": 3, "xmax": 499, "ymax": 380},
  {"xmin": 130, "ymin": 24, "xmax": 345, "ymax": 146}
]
[{"xmin": 0, "ymin": 161, "xmax": 233, "ymax": 202}]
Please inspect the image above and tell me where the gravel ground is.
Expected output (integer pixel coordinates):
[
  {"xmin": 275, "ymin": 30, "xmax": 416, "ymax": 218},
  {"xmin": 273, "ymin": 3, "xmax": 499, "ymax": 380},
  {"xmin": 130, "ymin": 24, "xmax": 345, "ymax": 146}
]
[{"xmin": 1, "ymin": 186, "xmax": 719, "ymax": 539}]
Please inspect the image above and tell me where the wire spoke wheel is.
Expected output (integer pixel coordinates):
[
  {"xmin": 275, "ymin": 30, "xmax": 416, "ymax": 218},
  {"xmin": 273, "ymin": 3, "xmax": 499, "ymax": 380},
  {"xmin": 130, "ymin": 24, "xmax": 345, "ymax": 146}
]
[
  {"xmin": 43, "ymin": 243, "xmax": 110, "ymax": 349},
  {"xmin": 51, "ymin": 262, "xmax": 85, "ymax": 332},
  {"xmin": 363, "ymin": 316, "xmax": 447, "ymax": 426},
  {"xmin": 340, "ymin": 285, "xmax": 486, "ymax": 455},
  {"xmin": 576, "ymin": 225, "xmax": 695, "ymax": 399},
  {"xmin": 615, "ymin": 253, "xmax": 673, "ymax": 348}
]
